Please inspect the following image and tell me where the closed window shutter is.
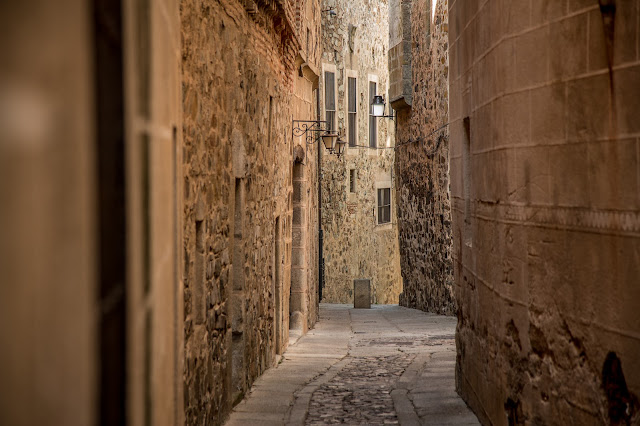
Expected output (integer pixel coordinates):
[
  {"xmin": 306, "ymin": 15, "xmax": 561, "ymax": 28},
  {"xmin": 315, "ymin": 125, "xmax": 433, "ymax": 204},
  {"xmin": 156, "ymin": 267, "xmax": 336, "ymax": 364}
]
[
  {"xmin": 348, "ymin": 77, "xmax": 357, "ymax": 147},
  {"xmin": 369, "ymin": 81, "xmax": 377, "ymax": 148},
  {"xmin": 384, "ymin": 188, "xmax": 390, "ymax": 223},
  {"xmin": 325, "ymin": 71, "xmax": 335, "ymax": 131}
]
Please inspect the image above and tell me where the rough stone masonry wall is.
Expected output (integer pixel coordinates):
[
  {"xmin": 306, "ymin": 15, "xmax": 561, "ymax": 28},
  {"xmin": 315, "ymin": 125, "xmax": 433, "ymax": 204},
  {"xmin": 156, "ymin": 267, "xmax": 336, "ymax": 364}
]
[
  {"xmin": 181, "ymin": 0, "xmax": 319, "ymax": 423},
  {"xmin": 392, "ymin": 0, "xmax": 455, "ymax": 315},
  {"xmin": 449, "ymin": 0, "xmax": 640, "ymax": 424},
  {"xmin": 320, "ymin": 0, "xmax": 402, "ymax": 305},
  {"xmin": 293, "ymin": 0, "xmax": 322, "ymax": 333}
]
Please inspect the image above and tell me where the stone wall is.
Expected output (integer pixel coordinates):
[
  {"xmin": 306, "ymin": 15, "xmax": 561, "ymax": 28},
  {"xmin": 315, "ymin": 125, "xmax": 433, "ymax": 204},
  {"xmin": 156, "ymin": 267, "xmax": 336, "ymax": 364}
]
[
  {"xmin": 0, "ymin": 1, "xmax": 320, "ymax": 425},
  {"xmin": 391, "ymin": 0, "xmax": 455, "ymax": 315},
  {"xmin": 320, "ymin": 0, "xmax": 402, "ymax": 305},
  {"xmin": 181, "ymin": 0, "xmax": 320, "ymax": 423},
  {"xmin": 0, "ymin": 2, "xmax": 97, "ymax": 424},
  {"xmin": 389, "ymin": 0, "xmax": 413, "ymax": 107},
  {"xmin": 0, "ymin": 1, "xmax": 185, "ymax": 425},
  {"xmin": 450, "ymin": 0, "xmax": 640, "ymax": 424},
  {"xmin": 124, "ymin": 0, "xmax": 185, "ymax": 424}
]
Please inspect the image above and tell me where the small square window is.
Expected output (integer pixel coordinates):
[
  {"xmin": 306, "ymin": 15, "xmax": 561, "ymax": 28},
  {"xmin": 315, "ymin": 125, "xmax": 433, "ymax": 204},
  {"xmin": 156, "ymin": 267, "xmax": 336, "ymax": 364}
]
[{"xmin": 349, "ymin": 169, "xmax": 356, "ymax": 193}]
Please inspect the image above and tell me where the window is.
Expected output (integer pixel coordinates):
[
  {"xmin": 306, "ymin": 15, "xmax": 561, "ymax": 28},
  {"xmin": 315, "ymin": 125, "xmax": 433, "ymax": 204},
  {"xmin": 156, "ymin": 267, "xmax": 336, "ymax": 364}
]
[
  {"xmin": 348, "ymin": 77, "xmax": 357, "ymax": 147},
  {"xmin": 325, "ymin": 71, "xmax": 336, "ymax": 132},
  {"xmin": 349, "ymin": 169, "xmax": 356, "ymax": 193},
  {"xmin": 377, "ymin": 188, "xmax": 391, "ymax": 224},
  {"xmin": 369, "ymin": 81, "xmax": 377, "ymax": 148}
]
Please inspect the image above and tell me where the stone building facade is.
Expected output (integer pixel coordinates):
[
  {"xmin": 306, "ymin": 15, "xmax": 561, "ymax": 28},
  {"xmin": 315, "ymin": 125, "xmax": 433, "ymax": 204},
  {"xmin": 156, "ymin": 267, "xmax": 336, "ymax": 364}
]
[
  {"xmin": 320, "ymin": 0, "xmax": 402, "ymax": 305},
  {"xmin": 181, "ymin": 0, "xmax": 321, "ymax": 423},
  {"xmin": 1, "ymin": 0, "xmax": 184, "ymax": 425},
  {"xmin": 389, "ymin": 0, "xmax": 455, "ymax": 315},
  {"xmin": 0, "ymin": 0, "xmax": 321, "ymax": 425},
  {"xmin": 449, "ymin": 1, "xmax": 640, "ymax": 424}
]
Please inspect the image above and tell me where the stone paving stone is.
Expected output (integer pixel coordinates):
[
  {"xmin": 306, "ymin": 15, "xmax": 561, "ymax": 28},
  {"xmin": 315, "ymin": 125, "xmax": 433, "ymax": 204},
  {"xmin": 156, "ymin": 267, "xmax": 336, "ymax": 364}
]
[
  {"xmin": 225, "ymin": 304, "xmax": 480, "ymax": 425},
  {"xmin": 305, "ymin": 354, "xmax": 413, "ymax": 425}
]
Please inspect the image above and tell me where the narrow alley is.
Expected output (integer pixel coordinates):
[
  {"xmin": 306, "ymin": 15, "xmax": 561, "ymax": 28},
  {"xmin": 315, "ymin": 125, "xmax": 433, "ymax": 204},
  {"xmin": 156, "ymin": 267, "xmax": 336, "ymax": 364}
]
[
  {"xmin": 2, "ymin": 0, "xmax": 639, "ymax": 425},
  {"xmin": 227, "ymin": 304, "xmax": 479, "ymax": 425}
]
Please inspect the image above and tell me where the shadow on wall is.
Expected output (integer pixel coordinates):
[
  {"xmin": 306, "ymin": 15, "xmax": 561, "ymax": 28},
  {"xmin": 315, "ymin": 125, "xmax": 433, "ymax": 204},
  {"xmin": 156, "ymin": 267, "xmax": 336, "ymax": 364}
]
[{"xmin": 602, "ymin": 352, "xmax": 638, "ymax": 425}]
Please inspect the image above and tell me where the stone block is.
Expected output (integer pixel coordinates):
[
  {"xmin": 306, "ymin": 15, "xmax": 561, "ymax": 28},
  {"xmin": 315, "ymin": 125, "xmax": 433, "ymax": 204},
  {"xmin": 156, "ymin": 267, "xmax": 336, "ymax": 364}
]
[
  {"xmin": 588, "ymin": 10, "xmax": 609, "ymax": 72},
  {"xmin": 550, "ymin": 14, "xmax": 588, "ymax": 80},
  {"xmin": 503, "ymin": 0, "xmax": 531, "ymax": 35},
  {"xmin": 502, "ymin": 90, "xmax": 530, "ymax": 147},
  {"xmin": 475, "ymin": 5, "xmax": 491, "ymax": 55},
  {"xmin": 568, "ymin": 0, "xmax": 595, "ymax": 13},
  {"xmin": 531, "ymin": 0, "xmax": 565, "ymax": 25},
  {"xmin": 614, "ymin": 66, "xmax": 640, "ymax": 135},
  {"xmin": 566, "ymin": 73, "xmax": 610, "ymax": 142},
  {"xmin": 495, "ymin": 38, "xmax": 516, "ymax": 95},
  {"xmin": 530, "ymin": 82, "xmax": 565, "ymax": 145},
  {"xmin": 549, "ymin": 143, "xmax": 590, "ymax": 207},
  {"xmin": 473, "ymin": 103, "xmax": 492, "ymax": 152},
  {"xmin": 515, "ymin": 25, "xmax": 549, "ymax": 88},
  {"xmin": 292, "ymin": 206, "xmax": 305, "ymax": 226},
  {"xmin": 354, "ymin": 279, "xmax": 371, "ymax": 309},
  {"xmin": 587, "ymin": 139, "xmax": 639, "ymax": 210},
  {"xmin": 293, "ymin": 180, "xmax": 305, "ymax": 203},
  {"xmin": 511, "ymin": 146, "xmax": 551, "ymax": 205},
  {"xmin": 612, "ymin": 0, "xmax": 638, "ymax": 65}
]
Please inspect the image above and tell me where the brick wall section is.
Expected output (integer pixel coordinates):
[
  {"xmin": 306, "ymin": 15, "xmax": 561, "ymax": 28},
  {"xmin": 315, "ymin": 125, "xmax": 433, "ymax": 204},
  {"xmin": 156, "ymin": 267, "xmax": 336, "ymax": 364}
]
[
  {"xmin": 391, "ymin": 0, "xmax": 455, "ymax": 315},
  {"xmin": 450, "ymin": 0, "xmax": 640, "ymax": 424},
  {"xmin": 180, "ymin": 0, "xmax": 318, "ymax": 423},
  {"xmin": 320, "ymin": 0, "xmax": 402, "ymax": 305}
]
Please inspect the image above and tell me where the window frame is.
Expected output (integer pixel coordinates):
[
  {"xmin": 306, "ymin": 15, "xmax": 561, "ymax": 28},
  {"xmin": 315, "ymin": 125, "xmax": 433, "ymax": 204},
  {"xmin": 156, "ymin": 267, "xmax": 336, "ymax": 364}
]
[
  {"xmin": 346, "ymin": 70, "xmax": 358, "ymax": 149},
  {"xmin": 369, "ymin": 80, "xmax": 377, "ymax": 148},
  {"xmin": 376, "ymin": 187, "xmax": 391, "ymax": 225},
  {"xmin": 349, "ymin": 169, "xmax": 356, "ymax": 193},
  {"xmin": 323, "ymin": 63, "xmax": 338, "ymax": 134},
  {"xmin": 367, "ymin": 74, "xmax": 379, "ymax": 152}
]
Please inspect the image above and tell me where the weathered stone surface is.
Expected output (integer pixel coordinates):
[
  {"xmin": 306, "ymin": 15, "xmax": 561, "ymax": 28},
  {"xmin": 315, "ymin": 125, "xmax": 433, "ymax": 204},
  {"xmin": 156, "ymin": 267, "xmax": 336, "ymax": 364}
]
[
  {"xmin": 226, "ymin": 304, "xmax": 479, "ymax": 425},
  {"xmin": 181, "ymin": 0, "xmax": 321, "ymax": 423},
  {"xmin": 391, "ymin": 0, "xmax": 455, "ymax": 316},
  {"xmin": 353, "ymin": 279, "xmax": 371, "ymax": 308},
  {"xmin": 320, "ymin": 0, "xmax": 402, "ymax": 306},
  {"xmin": 449, "ymin": 1, "xmax": 640, "ymax": 424},
  {"xmin": 388, "ymin": 0, "xmax": 413, "ymax": 108}
]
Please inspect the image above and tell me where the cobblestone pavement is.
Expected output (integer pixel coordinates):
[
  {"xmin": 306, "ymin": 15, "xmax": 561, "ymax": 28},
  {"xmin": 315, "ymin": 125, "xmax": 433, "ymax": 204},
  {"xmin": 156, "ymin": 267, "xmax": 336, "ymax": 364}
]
[
  {"xmin": 226, "ymin": 304, "xmax": 479, "ymax": 425},
  {"xmin": 306, "ymin": 355, "xmax": 413, "ymax": 425}
]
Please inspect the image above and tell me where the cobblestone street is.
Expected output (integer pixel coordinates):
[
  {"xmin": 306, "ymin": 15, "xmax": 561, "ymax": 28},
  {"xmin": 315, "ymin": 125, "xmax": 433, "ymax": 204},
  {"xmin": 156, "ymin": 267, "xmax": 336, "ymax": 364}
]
[{"xmin": 226, "ymin": 304, "xmax": 479, "ymax": 425}]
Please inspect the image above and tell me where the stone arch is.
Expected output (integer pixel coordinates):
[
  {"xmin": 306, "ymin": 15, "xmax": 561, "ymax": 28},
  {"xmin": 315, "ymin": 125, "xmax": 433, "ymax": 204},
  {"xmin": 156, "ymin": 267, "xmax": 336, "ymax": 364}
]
[{"xmin": 290, "ymin": 159, "xmax": 308, "ymax": 331}]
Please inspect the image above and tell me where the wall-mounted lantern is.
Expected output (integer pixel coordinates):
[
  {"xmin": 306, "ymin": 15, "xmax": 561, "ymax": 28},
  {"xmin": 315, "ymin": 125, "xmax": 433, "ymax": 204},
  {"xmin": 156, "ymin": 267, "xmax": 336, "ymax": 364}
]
[
  {"xmin": 321, "ymin": 131, "xmax": 338, "ymax": 152},
  {"xmin": 334, "ymin": 136, "xmax": 346, "ymax": 157},
  {"xmin": 292, "ymin": 119, "xmax": 344, "ymax": 158},
  {"xmin": 371, "ymin": 95, "xmax": 395, "ymax": 120}
]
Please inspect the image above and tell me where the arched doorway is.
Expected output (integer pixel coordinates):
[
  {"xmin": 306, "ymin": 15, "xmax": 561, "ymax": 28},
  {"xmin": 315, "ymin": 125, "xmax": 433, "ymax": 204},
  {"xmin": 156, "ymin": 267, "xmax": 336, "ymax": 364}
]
[{"xmin": 290, "ymin": 160, "xmax": 307, "ymax": 331}]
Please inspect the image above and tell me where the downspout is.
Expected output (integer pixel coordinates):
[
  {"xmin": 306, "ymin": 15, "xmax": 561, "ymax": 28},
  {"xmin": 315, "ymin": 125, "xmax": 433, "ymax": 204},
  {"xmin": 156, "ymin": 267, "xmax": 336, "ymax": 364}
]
[{"xmin": 317, "ymin": 87, "xmax": 324, "ymax": 303}]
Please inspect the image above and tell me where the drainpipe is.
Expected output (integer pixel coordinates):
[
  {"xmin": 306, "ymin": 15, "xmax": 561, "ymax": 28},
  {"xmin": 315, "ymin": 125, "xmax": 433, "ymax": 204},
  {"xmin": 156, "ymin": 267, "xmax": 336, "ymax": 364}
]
[{"xmin": 317, "ymin": 88, "xmax": 324, "ymax": 303}]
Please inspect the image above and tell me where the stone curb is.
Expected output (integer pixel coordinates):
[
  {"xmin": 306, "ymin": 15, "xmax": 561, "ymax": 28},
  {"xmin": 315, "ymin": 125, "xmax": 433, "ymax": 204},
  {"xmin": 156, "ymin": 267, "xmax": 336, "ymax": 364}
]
[
  {"xmin": 285, "ymin": 357, "xmax": 352, "ymax": 425},
  {"xmin": 391, "ymin": 352, "xmax": 431, "ymax": 425}
]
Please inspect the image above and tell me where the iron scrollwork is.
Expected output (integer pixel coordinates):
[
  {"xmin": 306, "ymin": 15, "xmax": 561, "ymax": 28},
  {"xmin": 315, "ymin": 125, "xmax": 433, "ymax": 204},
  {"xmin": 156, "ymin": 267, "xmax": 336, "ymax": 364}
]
[{"xmin": 292, "ymin": 119, "xmax": 329, "ymax": 145}]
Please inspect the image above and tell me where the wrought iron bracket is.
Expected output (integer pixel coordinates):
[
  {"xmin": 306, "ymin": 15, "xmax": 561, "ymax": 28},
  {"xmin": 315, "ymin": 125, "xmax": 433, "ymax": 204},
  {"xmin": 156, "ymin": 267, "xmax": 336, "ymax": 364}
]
[{"xmin": 292, "ymin": 119, "xmax": 329, "ymax": 145}]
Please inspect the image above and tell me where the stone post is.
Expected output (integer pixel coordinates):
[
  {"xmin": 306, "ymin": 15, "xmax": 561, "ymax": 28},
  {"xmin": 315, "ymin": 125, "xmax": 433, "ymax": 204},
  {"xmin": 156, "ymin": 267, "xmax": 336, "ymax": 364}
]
[{"xmin": 353, "ymin": 279, "xmax": 371, "ymax": 309}]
